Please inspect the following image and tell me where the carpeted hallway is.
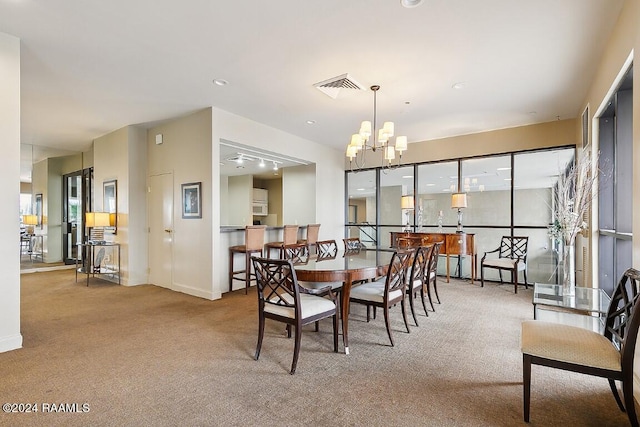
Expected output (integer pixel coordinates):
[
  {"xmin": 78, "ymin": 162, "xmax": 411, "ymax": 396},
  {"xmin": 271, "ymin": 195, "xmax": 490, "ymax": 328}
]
[{"xmin": 0, "ymin": 269, "xmax": 629, "ymax": 426}]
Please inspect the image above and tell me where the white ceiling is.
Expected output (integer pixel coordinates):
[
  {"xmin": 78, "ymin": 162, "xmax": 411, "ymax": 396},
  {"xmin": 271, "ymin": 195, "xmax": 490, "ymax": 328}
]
[{"xmin": 1, "ymin": 0, "xmax": 623, "ymax": 158}]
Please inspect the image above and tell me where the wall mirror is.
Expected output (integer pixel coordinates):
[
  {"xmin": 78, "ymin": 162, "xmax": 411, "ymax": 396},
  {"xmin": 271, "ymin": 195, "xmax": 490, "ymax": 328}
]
[{"xmin": 103, "ymin": 179, "xmax": 117, "ymax": 234}]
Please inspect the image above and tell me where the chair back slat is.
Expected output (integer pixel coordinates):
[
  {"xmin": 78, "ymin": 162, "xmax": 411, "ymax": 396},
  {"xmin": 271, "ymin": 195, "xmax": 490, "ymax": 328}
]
[
  {"xmin": 282, "ymin": 243, "xmax": 310, "ymax": 265},
  {"xmin": 252, "ymin": 257, "xmax": 300, "ymax": 314},
  {"xmin": 316, "ymin": 240, "xmax": 338, "ymax": 259},
  {"xmin": 605, "ymin": 269, "xmax": 640, "ymax": 367},
  {"xmin": 409, "ymin": 245, "xmax": 433, "ymax": 284},
  {"xmin": 428, "ymin": 241, "xmax": 443, "ymax": 276},
  {"xmin": 499, "ymin": 236, "xmax": 529, "ymax": 260},
  {"xmin": 386, "ymin": 250, "xmax": 412, "ymax": 295}
]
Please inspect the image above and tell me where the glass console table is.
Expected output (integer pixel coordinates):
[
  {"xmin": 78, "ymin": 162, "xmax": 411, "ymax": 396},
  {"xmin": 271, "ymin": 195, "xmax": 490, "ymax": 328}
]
[
  {"xmin": 75, "ymin": 242, "xmax": 121, "ymax": 286},
  {"xmin": 532, "ymin": 283, "xmax": 611, "ymax": 333}
]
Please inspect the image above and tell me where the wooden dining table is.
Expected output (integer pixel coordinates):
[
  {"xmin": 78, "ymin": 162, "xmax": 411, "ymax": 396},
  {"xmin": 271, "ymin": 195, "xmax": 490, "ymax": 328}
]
[{"xmin": 292, "ymin": 249, "xmax": 395, "ymax": 355}]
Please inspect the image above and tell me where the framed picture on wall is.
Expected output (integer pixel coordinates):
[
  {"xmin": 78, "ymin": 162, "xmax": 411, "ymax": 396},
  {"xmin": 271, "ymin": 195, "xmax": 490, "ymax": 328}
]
[
  {"xmin": 103, "ymin": 180, "xmax": 117, "ymax": 234},
  {"xmin": 182, "ymin": 182, "xmax": 202, "ymax": 219}
]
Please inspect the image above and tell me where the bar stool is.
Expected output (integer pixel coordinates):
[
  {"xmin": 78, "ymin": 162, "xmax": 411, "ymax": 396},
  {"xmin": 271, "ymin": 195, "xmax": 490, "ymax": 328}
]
[
  {"xmin": 298, "ymin": 224, "xmax": 320, "ymax": 254},
  {"xmin": 265, "ymin": 224, "xmax": 299, "ymax": 258},
  {"xmin": 229, "ymin": 225, "xmax": 266, "ymax": 294}
]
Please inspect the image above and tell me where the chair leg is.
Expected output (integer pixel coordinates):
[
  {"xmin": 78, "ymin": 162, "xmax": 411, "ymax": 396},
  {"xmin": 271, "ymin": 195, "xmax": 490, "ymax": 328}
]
[
  {"xmin": 255, "ymin": 312, "xmax": 265, "ymax": 361},
  {"xmin": 524, "ymin": 269, "xmax": 529, "ymax": 290},
  {"xmin": 229, "ymin": 250, "xmax": 235, "ymax": 293},
  {"xmin": 498, "ymin": 270, "xmax": 504, "ymax": 284},
  {"xmin": 523, "ymin": 354, "xmax": 531, "ymax": 422},
  {"xmin": 426, "ymin": 281, "xmax": 436, "ymax": 311},
  {"xmin": 286, "ymin": 324, "xmax": 292, "ymax": 338},
  {"xmin": 244, "ymin": 252, "xmax": 251, "ymax": 294},
  {"xmin": 622, "ymin": 378, "xmax": 639, "ymax": 427},
  {"xmin": 290, "ymin": 324, "xmax": 302, "ymax": 375},
  {"xmin": 433, "ymin": 278, "xmax": 441, "ymax": 304},
  {"xmin": 419, "ymin": 285, "xmax": 430, "ymax": 317},
  {"xmin": 513, "ymin": 268, "xmax": 518, "ymax": 294},
  {"xmin": 408, "ymin": 290, "xmax": 419, "ymax": 326},
  {"xmin": 314, "ymin": 321, "xmax": 319, "ymax": 332},
  {"xmin": 332, "ymin": 313, "xmax": 339, "ymax": 353},
  {"xmin": 480, "ymin": 265, "xmax": 485, "ymax": 287},
  {"xmin": 609, "ymin": 379, "xmax": 625, "ymax": 412},
  {"xmin": 383, "ymin": 305, "xmax": 395, "ymax": 347},
  {"xmin": 400, "ymin": 298, "xmax": 410, "ymax": 334}
]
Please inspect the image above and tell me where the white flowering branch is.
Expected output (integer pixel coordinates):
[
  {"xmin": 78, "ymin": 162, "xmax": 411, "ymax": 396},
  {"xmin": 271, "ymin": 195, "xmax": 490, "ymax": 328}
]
[{"xmin": 549, "ymin": 146, "xmax": 601, "ymax": 247}]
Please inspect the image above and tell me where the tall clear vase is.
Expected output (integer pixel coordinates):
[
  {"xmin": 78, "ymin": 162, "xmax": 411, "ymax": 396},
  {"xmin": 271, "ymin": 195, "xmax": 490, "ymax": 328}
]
[{"xmin": 560, "ymin": 243, "xmax": 576, "ymax": 297}]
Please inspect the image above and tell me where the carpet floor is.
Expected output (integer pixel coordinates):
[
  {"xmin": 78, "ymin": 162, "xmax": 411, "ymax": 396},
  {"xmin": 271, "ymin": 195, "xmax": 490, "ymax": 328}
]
[{"xmin": 0, "ymin": 269, "xmax": 630, "ymax": 426}]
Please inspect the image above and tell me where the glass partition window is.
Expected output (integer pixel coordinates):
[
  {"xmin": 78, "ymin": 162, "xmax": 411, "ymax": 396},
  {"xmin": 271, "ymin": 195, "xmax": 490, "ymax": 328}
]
[
  {"xmin": 461, "ymin": 155, "xmax": 511, "ymax": 227},
  {"xmin": 347, "ymin": 169, "xmax": 377, "ymax": 247},
  {"xmin": 416, "ymin": 161, "xmax": 458, "ymax": 232}
]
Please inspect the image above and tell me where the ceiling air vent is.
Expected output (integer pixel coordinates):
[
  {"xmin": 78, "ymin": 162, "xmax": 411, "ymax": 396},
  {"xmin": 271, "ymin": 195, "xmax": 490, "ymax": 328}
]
[{"xmin": 314, "ymin": 73, "xmax": 363, "ymax": 99}]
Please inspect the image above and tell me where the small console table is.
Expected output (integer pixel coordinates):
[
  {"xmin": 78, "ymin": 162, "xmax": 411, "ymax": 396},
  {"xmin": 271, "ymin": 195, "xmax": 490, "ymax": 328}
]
[
  {"xmin": 390, "ymin": 231, "xmax": 476, "ymax": 283},
  {"xmin": 75, "ymin": 242, "xmax": 121, "ymax": 286}
]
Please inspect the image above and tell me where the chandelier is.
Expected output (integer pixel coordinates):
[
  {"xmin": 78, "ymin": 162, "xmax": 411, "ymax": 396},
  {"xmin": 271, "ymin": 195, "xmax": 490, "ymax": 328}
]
[{"xmin": 346, "ymin": 85, "xmax": 407, "ymax": 170}]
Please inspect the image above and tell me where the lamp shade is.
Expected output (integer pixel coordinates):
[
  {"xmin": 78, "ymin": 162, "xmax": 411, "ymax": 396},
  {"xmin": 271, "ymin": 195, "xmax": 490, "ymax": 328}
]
[
  {"xmin": 85, "ymin": 212, "xmax": 111, "ymax": 227},
  {"xmin": 401, "ymin": 195, "xmax": 415, "ymax": 210},
  {"xmin": 451, "ymin": 193, "xmax": 468, "ymax": 209},
  {"xmin": 22, "ymin": 214, "xmax": 38, "ymax": 225}
]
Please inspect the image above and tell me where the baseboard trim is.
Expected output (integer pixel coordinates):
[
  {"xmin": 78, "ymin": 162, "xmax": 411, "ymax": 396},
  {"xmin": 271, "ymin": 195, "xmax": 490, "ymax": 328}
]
[
  {"xmin": 172, "ymin": 282, "xmax": 221, "ymax": 300},
  {"xmin": 0, "ymin": 333, "xmax": 23, "ymax": 353}
]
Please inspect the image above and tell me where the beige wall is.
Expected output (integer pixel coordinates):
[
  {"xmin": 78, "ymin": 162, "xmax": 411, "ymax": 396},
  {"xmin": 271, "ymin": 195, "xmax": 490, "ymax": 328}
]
[
  {"xmin": 282, "ymin": 164, "xmax": 316, "ymax": 226},
  {"xmin": 147, "ymin": 108, "xmax": 213, "ymax": 299},
  {"xmin": 94, "ymin": 125, "xmax": 148, "ymax": 285}
]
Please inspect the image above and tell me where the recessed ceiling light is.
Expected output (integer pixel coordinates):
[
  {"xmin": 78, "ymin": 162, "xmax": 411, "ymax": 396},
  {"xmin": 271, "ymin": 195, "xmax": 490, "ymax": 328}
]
[
  {"xmin": 425, "ymin": 183, "xmax": 435, "ymax": 187},
  {"xmin": 452, "ymin": 82, "xmax": 466, "ymax": 90},
  {"xmin": 402, "ymin": 175, "xmax": 413, "ymax": 179},
  {"xmin": 357, "ymin": 188, "xmax": 365, "ymax": 191},
  {"xmin": 497, "ymin": 167, "xmax": 511, "ymax": 171},
  {"xmin": 401, "ymin": 0, "xmax": 424, "ymax": 8},
  {"xmin": 306, "ymin": 120, "xmax": 316, "ymax": 125},
  {"xmin": 213, "ymin": 79, "xmax": 228, "ymax": 86}
]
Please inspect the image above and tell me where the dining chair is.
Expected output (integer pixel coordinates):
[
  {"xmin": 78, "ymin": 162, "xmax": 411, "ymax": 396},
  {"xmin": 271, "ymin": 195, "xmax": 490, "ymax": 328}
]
[
  {"xmin": 229, "ymin": 225, "xmax": 266, "ymax": 294},
  {"xmin": 521, "ymin": 268, "xmax": 640, "ymax": 426},
  {"xmin": 251, "ymin": 256, "xmax": 338, "ymax": 374},
  {"xmin": 426, "ymin": 241, "xmax": 443, "ymax": 308},
  {"xmin": 342, "ymin": 237, "xmax": 362, "ymax": 252},
  {"xmin": 282, "ymin": 242, "xmax": 310, "ymax": 265},
  {"xmin": 406, "ymin": 244, "xmax": 433, "ymax": 326},
  {"xmin": 265, "ymin": 225, "xmax": 299, "ymax": 258},
  {"xmin": 481, "ymin": 236, "xmax": 529, "ymax": 293},
  {"xmin": 349, "ymin": 250, "xmax": 412, "ymax": 346},
  {"xmin": 298, "ymin": 224, "xmax": 320, "ymax": 254},
  {"xmin": 316, "ymin": 239, "xmax": 338, "ymax": 259}
]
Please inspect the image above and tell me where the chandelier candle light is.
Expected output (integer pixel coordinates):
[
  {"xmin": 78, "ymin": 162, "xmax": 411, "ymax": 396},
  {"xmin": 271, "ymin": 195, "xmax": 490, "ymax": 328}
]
[{"xmin": 346, "ymin": 85, "xmax": 408, "ymax": 170}]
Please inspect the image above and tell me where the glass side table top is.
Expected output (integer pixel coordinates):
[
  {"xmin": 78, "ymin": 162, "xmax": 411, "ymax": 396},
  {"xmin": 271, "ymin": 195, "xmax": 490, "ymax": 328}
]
[{"xmin": 533, "ymin": 283, "xmax": 611, "ymax": 314}]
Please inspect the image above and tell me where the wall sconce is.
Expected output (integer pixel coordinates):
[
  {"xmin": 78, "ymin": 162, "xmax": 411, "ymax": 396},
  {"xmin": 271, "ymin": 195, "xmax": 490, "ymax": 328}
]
[
  {"xmin": 85, "ymin": 212, "xmax": 111, "ymax": 243},
  {"xmin": 22, "ymin": 214, "xmax": 38, "ymax": 235},
  {"xmin": 451, "ymin": 193, "xmax": 468, "ymax": 233},
  {"xmin": 401, "ymin": 195, "xmax": 415, "ymax": 232}
]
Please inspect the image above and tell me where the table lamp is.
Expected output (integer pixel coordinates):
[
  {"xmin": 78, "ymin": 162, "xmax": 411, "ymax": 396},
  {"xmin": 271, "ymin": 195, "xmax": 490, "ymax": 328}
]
[
  {"xmin": 85, "ymin": 212, "xmax": 111, "ymax": 243},
  {"xmin": 23, "ymin": 214, "xmax": 38, "ymax": 234},
  {"xmin": 401, "ymin": 195, "xmax": 414, "ymax": 232},
  {"xmin": 451, "ymin": 193, "xmax": 468, "ymax": 233}
]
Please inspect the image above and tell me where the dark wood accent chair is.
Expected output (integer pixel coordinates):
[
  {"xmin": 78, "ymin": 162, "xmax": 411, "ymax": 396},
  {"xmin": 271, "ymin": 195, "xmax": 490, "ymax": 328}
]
[
  {"xmin": 252, "ymin": 257, "xmax": 338, "ymax": 374},
  {"xmin": 481, "ymin": 236, "xmax": 529, "ymax": 293},
  {"xmin": 406, "ymin": 245, "xmax": 433, "ymax": 326},
  {"xmin": 281, "ymin": 242, "xmax": 310, "ymax": 265},
  {"xmin": 342, "ymin": 237, "xmax": 363, "ymax": 252},
  {"xmin": 426, "ymin": 241, "xmax": 443, "ymax": 308},
  {"xmin": 298, "ymin": 224, "xmax": 320, "ymax": 254},
  {"xmin": 521, "ymin": 268, "xmax": 640, "ymax": 426},
  {"xmin": 316, "ymin": 239, "xmax": 338, "ymax": 259},
  {"xmin": 349, "ymin": 250, "xmax": 412, "ymax": 346},
  {"xmin": 229, "ymin": 225, "xmax": 266, "ymax": 294},
  {"xmin": 265, "ymin": 224, "xmax": 299, "ymax": 258}
]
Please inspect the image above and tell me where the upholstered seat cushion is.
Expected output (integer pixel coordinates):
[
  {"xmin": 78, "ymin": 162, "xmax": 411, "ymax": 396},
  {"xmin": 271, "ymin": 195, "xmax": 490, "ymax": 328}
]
[
  {"xmin": 408, "ymin": 278, "xmax": 422, "ymax": 291},
  {"xmin": 265, "ymin": 293, "xmax": 335, "ymax": 319},
  {"xmin": 521, "ymin": 320, "xmax": 621, "ymax": 372},
  {"xmin": 350, "ymin": 279, "xmax": 403, "ymax": 303},
  {"xmin": 483, "ymin": 258, "xmax": 526, "ymax": 270}
]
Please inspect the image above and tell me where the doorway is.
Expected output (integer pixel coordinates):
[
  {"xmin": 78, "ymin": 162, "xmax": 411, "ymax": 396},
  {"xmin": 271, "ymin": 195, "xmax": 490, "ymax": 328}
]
[
  {"xmin": 63, "ymin": 168, "xmax": 92, "ymax": 265},
  {"xmin": 148, "ymin": 173, "xmax": 174, "ymax": 289}
]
